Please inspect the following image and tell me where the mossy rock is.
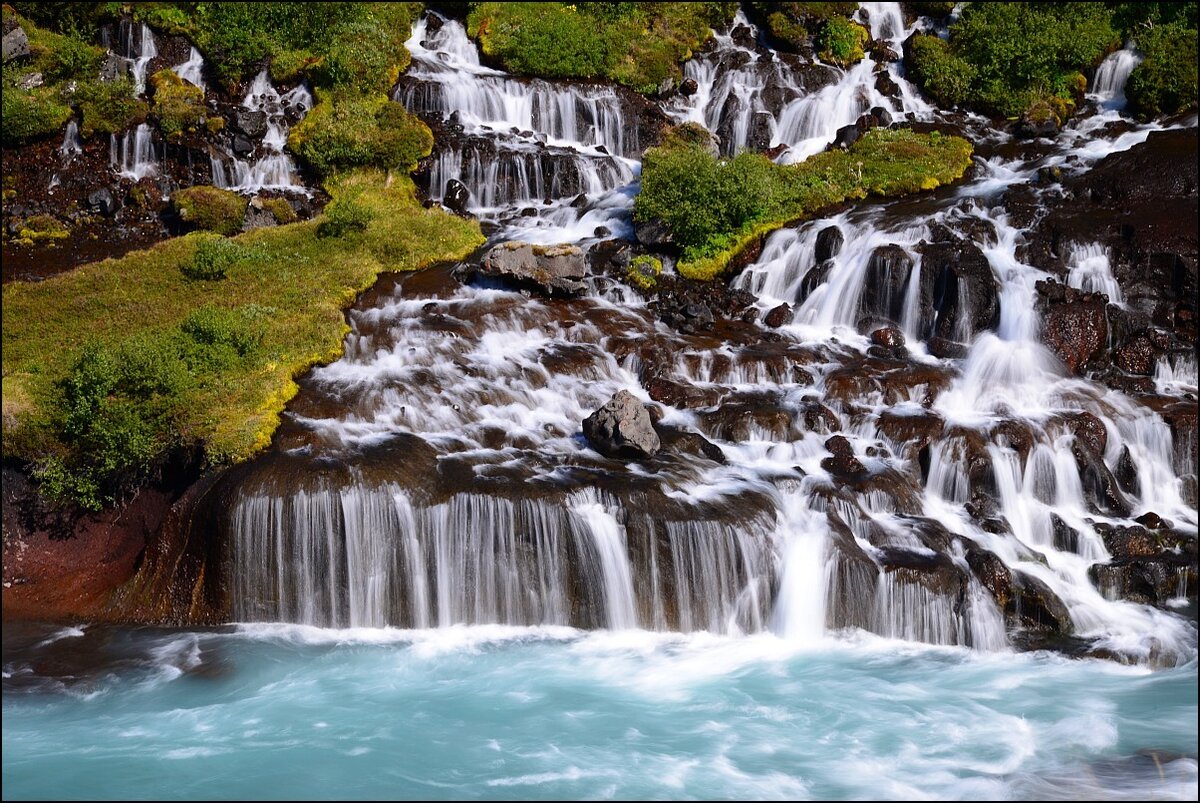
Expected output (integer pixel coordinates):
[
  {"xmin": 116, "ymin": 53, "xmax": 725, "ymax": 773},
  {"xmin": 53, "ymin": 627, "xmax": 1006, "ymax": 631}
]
[
  {"xmin": 17, "ymin": 214, "xmax": 70, "ymax": 242},
  {"xmin": 173, "ymin": 186, "xmax": 248, "ymax": 236},
  {"xmin": 150, "ymin": 68, "xmax": 206, "ymax": 141},
  {"xmin": 626, "ymin": 255, "xmax": 663, "ymax": 290}
]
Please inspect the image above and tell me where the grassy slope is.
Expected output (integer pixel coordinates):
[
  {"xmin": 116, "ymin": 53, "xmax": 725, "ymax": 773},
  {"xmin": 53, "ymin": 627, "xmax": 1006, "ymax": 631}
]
[{"xmin": 2, "ymin": 171, "xmax": 483, "ymax": 469}]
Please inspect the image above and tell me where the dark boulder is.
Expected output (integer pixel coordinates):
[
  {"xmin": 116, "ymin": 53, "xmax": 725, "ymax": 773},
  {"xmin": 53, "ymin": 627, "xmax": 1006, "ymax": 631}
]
[
  {"xmin": 583, "ymin": 390, "xmax": 661, "ymax": 460},
  {"xmin": 916, "ymin": 238, "xmax": 1000, "ymax": 341},
  {"xmin": 860, "ymin": 244, "xmax": 913, "ymax": 325},
  {"xmin": 764, "ymin": 303, "xmax": 793, "ymax": 328},
  {"xmin": 443, "ymin": 179, "xmax": 471, "ymax": 216},
  {"xmin": 232, "ymin": 108, "xmax": 268, "ymax": 139},
  {"xmin": 870, "ymin": 327, "xmax": 906, "ymax": 348},
  {"xmin": 815, "ymin": 225, "xmax": 844, "ymax": 263},
  {"xmin": 87, "ymin": 187, "xmax": 119, "ymax": 216},
  {"xmin": 1036, "ymin": 280, "xmax": 1108, "ymax": 375}
]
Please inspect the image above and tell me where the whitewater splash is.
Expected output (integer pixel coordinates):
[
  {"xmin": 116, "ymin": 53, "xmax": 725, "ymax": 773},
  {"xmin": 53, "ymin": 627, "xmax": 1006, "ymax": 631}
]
[{"xmin": 212, "ymin": 3, "xmax": 1199, "ymax": 669}]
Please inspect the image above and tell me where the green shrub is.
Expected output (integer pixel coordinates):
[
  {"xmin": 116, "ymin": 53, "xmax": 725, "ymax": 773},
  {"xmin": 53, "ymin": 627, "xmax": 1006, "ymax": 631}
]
[
  {"xmin": 1, "ymin": 83, "xmax": 72, "ymax": 144},
  {"xmin": 1126, "ymin": 21, "xmax": 1198, "ymax": 118},
  {"xmin": 816, "ymin": 17, "xmax": 869, "ymax": 67},
  {"xmin": 908, "ymin": 2, "xmax": 957, "ymax": 18},
  {"xmin": 288, "ymin": 95, "xmax": 432, "ymax": 178},
  {"xmin": 73, "ymin": 77, "xmax": 148, "ymax": 137},
  {"xmin": 905, "ymin": 35, "xmax": 975, "ymax": 108},
  {"xmin": 172, "ymin": 186, "xmax": 248, "ymax": 236},
  {"xmin": 149, "ymin": 68, "xmax": 206, "ymax": 140},
  {"xmin": 317, "ymin": 195, "xmax": 374, "ymax": 238},
  {"xmin": 626, "ymin": 255, "xmax": 663, "ymax": 290},
  {"xmin": 182, "ymin": 233, "xmax": 249, "ymax": 281},
  {"xmin": 181, "ymin": 305, "xmax": 263, "ymax": 360},
  {"xmin": 908, "ymin": 2, "xmax": 1120, "ymax": 118},
  {"xmin": 749, "ymin": 3, "xmax": 857, "ymax": 52}
]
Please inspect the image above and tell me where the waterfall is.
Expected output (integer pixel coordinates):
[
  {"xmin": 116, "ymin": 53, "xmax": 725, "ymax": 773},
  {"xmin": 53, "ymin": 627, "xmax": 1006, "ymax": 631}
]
[
  {"xmin": 110, "ymin": 122, "xmax": 159, "ymax": 180},
  {"xmin": 106, "ymin": 20, "xmax": 158, "ymax": 96},
  {"xmin": 1090, "ymin": 44, "xmax": 1143, "ymax": 110},
  {"xmin": 173, "ymin": 46, "xmax": 206, "ymax": 90},
  {"xmin": 212, "ymin": 71, "xmax": 311, "ymax": 193},
  {"xmin": 59, "ymin": 119, "xmax": 83, "ymax": 157},
  {"xmin": 1065, "ymin": 242, "xmax": 1123, "ymax": 302}
]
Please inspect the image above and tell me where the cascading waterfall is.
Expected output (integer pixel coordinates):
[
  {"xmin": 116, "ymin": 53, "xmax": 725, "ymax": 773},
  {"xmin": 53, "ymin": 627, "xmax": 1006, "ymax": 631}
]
[
  {"xmin": 103, "ymin": 20, "xmax": 158, "ymax": 95},
  {"xmin": 210, "ymin": 71, "xmax": 311, "ymax": 194},
  {"xmin": 173, "ymin": 46, "xmax": 206, "ymax": 89},
  {"xmin": 59, "ymin": 119, "xmax": 82, "ymax": 157},
  {"xmin": 1090, "ymin": 43, "xmax": 1143, "ymax": 109},
  {"xmin": 221, "ymin": 2, "xmax": 1196, "ymax": 668},
  {"xmin": 110, "ymin": 122, "xmax": 159, "ymax": 180}
]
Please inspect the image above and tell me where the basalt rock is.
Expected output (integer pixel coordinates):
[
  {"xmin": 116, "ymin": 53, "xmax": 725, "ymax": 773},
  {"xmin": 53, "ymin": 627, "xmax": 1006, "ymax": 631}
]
[
  {"xmin": 815, "ymin": 225, "xmax": 844, "ymax": 264},
  {"xmin": 860, "ymin": 244, "xmax": 913, "ymax": 326},
  {"xmin": 583, "ymin": 390, "xmax": 661, "ymax": 460},
  {"xmin": 232, "ymin": 108, "xmax": 268, "ymax": 139},
  {"xmin": 764, "ymin": 303, "xmax": 793, "ymax": 328},
  {"xmin": 87, "ymin": 187, "xmax": 119, "ymax": 216},
  {"xmin": 478, "ymin": 241, "xmax": 587, "ymax": 295},
  {"xmin": 916, "ymin": 237, "xmax": 1000, "ymax": 341},
  {"xmin": 443, "ymin": 179, "xmax": 471, "ymax": 216},
  {"xmin": 1036, "ymin": 280, "xmax": 1108, "ymax": 375}
]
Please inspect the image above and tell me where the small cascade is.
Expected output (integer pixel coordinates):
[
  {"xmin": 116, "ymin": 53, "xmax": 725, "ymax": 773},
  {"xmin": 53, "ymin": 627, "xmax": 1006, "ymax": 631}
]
[
  {"xmin": 395, "ymin": 13, "xmax": 640, "ymax": 237},
  {"xmin": 668, "ymin": 4, "xmax": 931, "ymax": 162},
  {"xmin": 210, "ymin": 72, "xmax": 311, "ymax": 193},
  {"xmin": 173, "ymin": 46, "xmax": 206, "ymax": 90},
  {"xmin": 1089, "ymin": 44, "xmax": 1143, "ymax": 110},
  {"xmin": 104, "ymin": 20, "xmax": 158, "ymax": 96},
  {"xmin": 1065, "ymin": 242, "xmax": 1123, "ymax": 302},
  {"xmin": 110, "ymin": 122, "xmax": 159, "ymax": 180},
  {"xmin": 59, "ymin": 119, "xmax": 83, "ymax": 158}
]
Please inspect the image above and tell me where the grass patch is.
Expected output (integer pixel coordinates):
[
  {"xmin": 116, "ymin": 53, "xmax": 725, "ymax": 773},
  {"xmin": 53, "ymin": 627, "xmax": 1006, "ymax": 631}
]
[
  {"xmin": 2, "ymin": 171, "xmax": 483, "ymax": 509},
  {"xmin": 467, "ymin": 2, "xmax": 738, "ymax": 94},
  {"xmin": 635, "ymin": 128, "xmax": 973, "ymax": 281},
  {"xmin": 172, "ymin": 186, "xmax": 248, "ymax": 236}
]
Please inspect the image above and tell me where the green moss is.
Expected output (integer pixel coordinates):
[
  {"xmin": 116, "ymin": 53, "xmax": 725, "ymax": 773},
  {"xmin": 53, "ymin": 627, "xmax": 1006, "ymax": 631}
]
[
  {"xmin": 635, "ymin": 128, "xmax": 974, "ymax": 280},
  {"xmin": 261, "ymin": 198, "xmax": 298, "ymax": 225},
  {"xmin": 149, "ymin": 68, "xmax": 206, "ymax": 140},
  {"xmin": 74, "ymin": 77, "xmax": 149, "ymax": 137},
  {"xmin": 907, "ymin": 2, "xmax": 1120, "ymax": 118},
  {"xmin": 467, "ymin": 2, "xmax": 738, "ymax": 94},
  {"xmin": 288, "ymin": 94, "xmax": 433, "ymax": 179},
  {"xmin": 17, "ymin": 215, "xmax": 70, "ymax": 242},
  {"xmin": 172, "ymin": 186, "xmax": 248, "ymax": 236},
  {"xmin": 2, "ymin": 171, "xmax": 484, "ymax": 509},
  {"xmin": 205, "ymin": 115, "xmax": 225, "ymax": 134},
  {"xmin": 1126, "ymin": 21, "xmax": 1198, "ymax": 118},
  {"xmin": 0, "ymin": 81, "xmax": 72, "ymax": 144},
  {"xmin": 749, "ymin": 3, "xmax": 858, "ymax": 53},
  {"xmin": 626, "ymin": 255, "xmax": 663, "ymax": 290},
  {"xmin": 816, "ymin": 17, "xmax": 869, "ymax": 67}
]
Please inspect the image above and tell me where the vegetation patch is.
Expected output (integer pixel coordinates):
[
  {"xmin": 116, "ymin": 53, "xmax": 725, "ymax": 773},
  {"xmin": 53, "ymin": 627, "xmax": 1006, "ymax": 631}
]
[
  {"xmin": 1126, "ymin": 19, "xmax": 1198, "ymax": 119},
  {"xmin": 181, "ymin": 234, "xmax": 248, "ymax": 281},
  {"xmin": 748, "ymin": 3, "xmax": 859, "ymax": 56},
  {"xmin": 288, "ymin": 94, "xmax": 433, "ymax": 179},
  {"xmin": 626, "ymin": 255, "xmax": 663, "ymax": 290},
  {"xmin": 172, "ymin": 186, "xmax": 248, "ymax": 236},
  {"xmin": 467, "ymin": 2, "xmax": 738, "ymax": 94},
  {"xmin": 16, "ymin": 214, "xmax": 70, "ymax": 243},
  {"xmin": 906, "ymin": 2, "xmax": 1120, "ymax": 119},
  {"xmin": 73, "ymin": 77, "xmax": 148, "ymax": 137},
  {"xmin": 2, "ymin": 171, "xmax": 484, "ymax": 510},
  {"xmin": 149, "ymin": 68, "xmax": 206, "ymax": 140},
  {"xmin": 635, "ymin": 127, "xmax": 973, "ymax": 281}
]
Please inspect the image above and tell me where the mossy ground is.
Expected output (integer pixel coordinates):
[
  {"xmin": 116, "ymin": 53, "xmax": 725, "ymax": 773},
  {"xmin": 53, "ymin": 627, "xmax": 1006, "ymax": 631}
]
[
  {"xmin": 635, "ymin": 128, "xmax": 974, "ymax": 281},
  {"xmin": 2, "ymin": 171, "xmax": 483, "ymax": 505}
]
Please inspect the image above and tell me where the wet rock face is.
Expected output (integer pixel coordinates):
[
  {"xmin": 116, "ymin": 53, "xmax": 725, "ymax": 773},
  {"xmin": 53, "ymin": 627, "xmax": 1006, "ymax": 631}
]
[
  {"xmin": 1036, "ymin": 280, "xmax": 1108, "ymax": 375},
  {"xmin": 478, "ymin": 241, "xmax": 587, "ymax": 295},
  {"xmin": 917, "ymin": 237, "xmax": 1000, "ymax": 341},
  {"xmin": 815, "ymin": 225, "xmax": 844, "ymax": 264},
  {"xmin": 860, "ymin": 244, "xmax": 913, "ymax": 326},
  {"xmin": 232, "ymin": 108, "xmax": 268, "ymax": 139},
  {"xmin": 443, "ymin": 179, "xmax": 471, "ymax": 216},
  {"xmin": 583, "ymin": 390, "xmax": 661, "ymax": 460}
]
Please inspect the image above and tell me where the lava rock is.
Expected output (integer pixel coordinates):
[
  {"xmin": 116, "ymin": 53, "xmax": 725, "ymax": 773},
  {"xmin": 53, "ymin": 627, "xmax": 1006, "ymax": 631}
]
[
  {"xmin": 678, "ymin": 77, "xmax": 699, "ymax": 97},
  {"xmin": 832, "ymin": 122, "xmax": 861, "ymax": 150},
  {"xmin": 583, "ymin": 390, "xmax": 661, "ymax": 460},
  {"xmin": 479, "ymin": 241, "xmax": 587, "ymax": 295},
  {"xmin": 86, "ymin": 187, "xmax": 119, "ymax": 216},
  {"xmin": 443, "ymin": 179, "xmax": 471, "ymax": 216},
  {"xmin": 1036, "ymin": 280, "xmax": 1108, "ymax": 374},
  {"xmin": 231, "ymin": 134, "xmax": 255, "ymax": 157},
  {"xmin": 232, "ymin": 108, "xmax": 268, "ymax": 139},
  {"xmin": 764, "ymin": 303, "xmax": 793, "ymax": 328},
  {"xmin": 815, "ymin": 225, "xmax": 844, "ymax": 263},
  {"xmin": 242, "ymin": 197, "xmax": 278, "ymax": 231},
  {"xmin": 870, "ymin": 327, "xmax": 906, "ymax": 348}
]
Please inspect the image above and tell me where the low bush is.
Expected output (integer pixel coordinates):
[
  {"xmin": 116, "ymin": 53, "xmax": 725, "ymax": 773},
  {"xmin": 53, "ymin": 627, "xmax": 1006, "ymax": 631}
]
[
  {"xmin": 172, "ymin": 186, "xmax": 248, "ymax": 236},
  {"xmin": 816, "ymin": 17, "xmax": 869, "ymax": 67},
  {"xmin": 181, "ymin": 234, "xmax": 248, "ymax": 281},
  {"xmin": 317, "ymin": 195, "xmax": 374, "ymax": 238},
  {"xmin": 748, "ymin": 3, "xmax": 858, "ymax": 54}
]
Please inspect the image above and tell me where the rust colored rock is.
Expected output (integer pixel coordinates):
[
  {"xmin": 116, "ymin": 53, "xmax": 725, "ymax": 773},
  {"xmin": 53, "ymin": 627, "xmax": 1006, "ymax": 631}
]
[
  {"xmin": 1036, "ymin": 280, "xmax": 1108, "ymax": 374},
  {"xmin": 1061, "ymin": 411, "xmax": 1108, "ymax": 455},
  {"xmin": 871, "ymin": 327, "xmax": 906, "ymax": 348},
  {"xmin": 763, "ymin": 303, "xmax": 793, "ymax": 328},
  {"xmin": 1114, "ymin": 332, "xmax": 1158, "ymax": 375}
]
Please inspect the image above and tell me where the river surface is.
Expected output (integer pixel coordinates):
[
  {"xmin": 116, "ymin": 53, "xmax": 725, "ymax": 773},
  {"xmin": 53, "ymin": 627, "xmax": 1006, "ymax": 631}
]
[{"xmin": 3, "ymin": 622, "xmax": 1197, "ymax": 800}]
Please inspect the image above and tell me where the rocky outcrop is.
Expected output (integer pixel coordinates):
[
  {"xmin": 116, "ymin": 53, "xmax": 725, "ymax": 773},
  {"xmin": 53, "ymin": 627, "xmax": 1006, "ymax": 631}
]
[
  {"xmin": 3, "ymin": 25, "xmax": 30, "ymax": 62},
  {"xmin": 583, "ymin": 390, "xmax": 661, "ymax": 460},
  {"xmin": 478, "ymin": 241, "xmax": 587, "ymax": 295},
  {"xmin": 916, "ymin": 235, "xmax": 1000, "ymax": 343},
  {"xmin": 1036, "ymin": 280, "xmax": 1109, "ymax": 374}
]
